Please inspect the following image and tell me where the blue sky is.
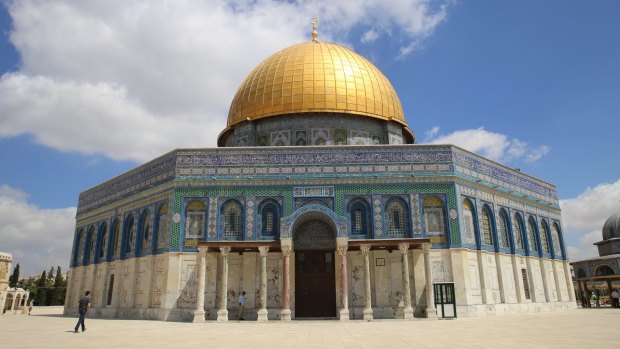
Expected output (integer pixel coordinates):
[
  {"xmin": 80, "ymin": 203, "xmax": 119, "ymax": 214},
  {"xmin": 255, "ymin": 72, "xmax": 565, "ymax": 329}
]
[{"xmin": 0, "ymin": 0, "xmax": 618, "ymax": 277}]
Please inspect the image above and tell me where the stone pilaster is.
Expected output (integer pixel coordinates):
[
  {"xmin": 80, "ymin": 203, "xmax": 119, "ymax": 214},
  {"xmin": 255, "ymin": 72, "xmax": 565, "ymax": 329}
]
[
  {"xmin": 280, "ymin": 242, "xmax": 292, "ymax": 321},
  {"xmin": 398, "ymin": 243, "xmax": 414, "ymax": 320},
  {"xmin": 423, "ymin": 244, "xmax": 437, "ymax": 319},
  {"xmin": 360, "ymin": 244, "xmax": 373, "ymax": 321},
  {"xmin": 257, "ymin": 246, "xmax": 269, "ymax": 322},
  {"xmin": 192, "ymin": 246, "xmax": 208, "ymax": 323},
  {"xmin": 337, "ymin": 239, "xmax": 349, "ymax": 321},
  {"xmin": 217, "ymin": 246, "xmax": 231, "ymax": 322}
]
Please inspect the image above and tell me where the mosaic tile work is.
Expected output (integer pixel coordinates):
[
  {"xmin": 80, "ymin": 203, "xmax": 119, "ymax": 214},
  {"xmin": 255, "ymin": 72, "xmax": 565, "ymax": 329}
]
[
  {"xmin": 411, "ymin": 194, "xmax": 422, "ymax": 235},
  {"xmin": 78, "ymin": 145, "xmax": 559, "ymax": 218},
  {"xmin": 246, "ymin": 197, "xmax": 255, "ymax": 238}
]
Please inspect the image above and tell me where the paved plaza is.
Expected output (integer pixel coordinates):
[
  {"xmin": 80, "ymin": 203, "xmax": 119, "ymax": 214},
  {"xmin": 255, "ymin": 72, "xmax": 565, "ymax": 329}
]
[{"xmin": 1, "ymin": 307, "xmax": 618, "ymax": 348}]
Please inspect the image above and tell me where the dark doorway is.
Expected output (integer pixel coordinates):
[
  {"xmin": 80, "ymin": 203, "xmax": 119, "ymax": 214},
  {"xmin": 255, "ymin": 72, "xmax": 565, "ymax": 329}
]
[{"xmin": 295, "ymin": 250, "xmax": 336, "ymax": 317}]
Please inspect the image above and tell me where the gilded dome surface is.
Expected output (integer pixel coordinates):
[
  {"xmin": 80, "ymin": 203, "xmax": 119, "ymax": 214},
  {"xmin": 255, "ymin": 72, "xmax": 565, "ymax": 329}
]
[{"xmin": 227, "ymin": 42, "xmax": 406, "ymax": 128}]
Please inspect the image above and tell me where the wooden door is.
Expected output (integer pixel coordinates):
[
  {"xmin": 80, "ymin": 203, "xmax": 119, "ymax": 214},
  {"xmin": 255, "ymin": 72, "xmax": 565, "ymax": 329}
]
[{"xmin": 295, "ymin": 250, "xmax": 336, "ymax": 318}]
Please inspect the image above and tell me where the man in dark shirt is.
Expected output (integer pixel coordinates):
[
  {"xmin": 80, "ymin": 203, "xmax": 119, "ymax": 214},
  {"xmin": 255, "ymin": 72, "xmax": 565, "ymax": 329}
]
[{"xmin": 74, "ymin": 291, "xmax": 91, "ymax": 333}]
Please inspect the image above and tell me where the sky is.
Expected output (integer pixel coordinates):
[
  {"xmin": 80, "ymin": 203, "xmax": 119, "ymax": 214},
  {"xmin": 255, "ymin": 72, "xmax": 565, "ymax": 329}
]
[{"xmin": 0, "ymin": 0, "xmax": 619, "ymax": 278}]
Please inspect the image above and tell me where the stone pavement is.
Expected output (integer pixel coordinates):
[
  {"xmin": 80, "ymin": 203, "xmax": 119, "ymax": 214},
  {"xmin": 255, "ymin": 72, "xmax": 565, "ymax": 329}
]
[{"xmin": 1, "ymin": 307, "xmax": 617, "ymax": 349}]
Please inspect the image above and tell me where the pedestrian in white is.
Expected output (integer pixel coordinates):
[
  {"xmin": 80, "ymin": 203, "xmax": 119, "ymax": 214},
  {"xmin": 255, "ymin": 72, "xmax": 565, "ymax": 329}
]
[{"xmin": 238, "ymin": 291, "xmax": 246, "ymax": 320}]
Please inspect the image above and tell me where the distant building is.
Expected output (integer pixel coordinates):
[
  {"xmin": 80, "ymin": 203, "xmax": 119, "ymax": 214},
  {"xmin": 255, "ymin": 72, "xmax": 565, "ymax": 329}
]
[
  {"xmin": 65, "ymin": 26, "xmax": 576, "ymax": 322},
  {"xmin": 1, "ymin": 252, "xmax": 30, "ymax": 315},
  {"xmin": 571, "ymin": 212, "xmax": 620, "ymax": 305}
]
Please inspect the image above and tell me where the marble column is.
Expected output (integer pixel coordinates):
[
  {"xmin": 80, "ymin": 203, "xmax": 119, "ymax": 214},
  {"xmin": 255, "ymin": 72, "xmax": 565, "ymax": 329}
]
[
  {"xmin": 398, "ymin": 243, "xmax": 414, "ymax": 319},
  {"xmin": 423, "ymin": 244, "xmax": 437, "ymax": 319},
  {"xmin": 337, "ymin": 245, "xmax": 350, "ymax": 321},
  {"xmin": 217, "ymin": 246, "xmax": 231, "ymax": 322},
  {"xmin": 360, "ymin": 244, "xmax": 373, "ymax": 321},
  {"xmin": 257, "ymin": 246, "xmax": 269, "ymax": 322},
  {"xmin": 280, "ymin": 245, "xmax": 292, "ymax": 321},
  {"xmin": 192, "ymin": 246, "xmax": 208, "ymax": 323}
]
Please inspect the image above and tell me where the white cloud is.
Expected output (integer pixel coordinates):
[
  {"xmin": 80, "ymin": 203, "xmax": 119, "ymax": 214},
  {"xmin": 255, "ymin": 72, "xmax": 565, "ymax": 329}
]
[
  {"xmin": 0, "ymin": 185, "xmax": 76, "ymax": 278},
  {"xmin": 0, "ymin": 0, "xmax": 450, "ymax": 162},
  {"xmin": 425, "ymin": 126, "xmax": 550, "ymax": 163},
  {"xmin": 560, "ymin": 179, "xmax": 620, "ymax": 261},
  {"xmin": 361, "ymin": 28, "xmax": 380, "ymax": 43}
]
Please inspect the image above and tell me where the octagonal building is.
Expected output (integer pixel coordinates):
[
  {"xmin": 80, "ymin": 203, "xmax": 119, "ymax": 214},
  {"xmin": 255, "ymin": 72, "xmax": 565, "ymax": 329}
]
[{"xmin": 64, "ymin": 33, "xmax": 576, "ymax": 321}]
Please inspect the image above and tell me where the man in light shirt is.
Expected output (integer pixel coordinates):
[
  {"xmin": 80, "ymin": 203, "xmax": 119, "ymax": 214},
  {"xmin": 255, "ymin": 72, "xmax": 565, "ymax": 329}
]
[{"xmin": 238, "ymin": 291, "xmax": 246, "ymax": 320}]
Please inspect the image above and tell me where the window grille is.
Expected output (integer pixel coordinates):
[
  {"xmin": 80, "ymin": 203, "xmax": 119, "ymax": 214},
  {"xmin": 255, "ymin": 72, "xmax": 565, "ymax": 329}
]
[
  {"xmin": 481, "ymin": 209, "xmax": 493, "ymax": 246},
  {"xmin": 512, "ymin": 215, "xmax": 523, "ymax": 250}
]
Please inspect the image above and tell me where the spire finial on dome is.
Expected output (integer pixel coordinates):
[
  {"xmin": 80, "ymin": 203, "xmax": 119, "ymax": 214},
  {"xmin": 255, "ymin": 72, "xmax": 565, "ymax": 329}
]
[{"xmin": 310, "ymin": 18, "xmax": 319, "ymax": 42}]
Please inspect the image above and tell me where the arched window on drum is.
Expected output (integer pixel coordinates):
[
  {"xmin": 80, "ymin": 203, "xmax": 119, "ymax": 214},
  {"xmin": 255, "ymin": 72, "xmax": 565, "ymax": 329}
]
[
  {"xmin": 156, "ymin": 205, "xmax": 169, "ymax": 250},
  {"xmin": 97, "ymin": 223, "xmax": 108, "ymax": 261},
  {"xmin": 512, "ymin": 213, "xmax": 525, "ymax": 251},
  {"xmin": 480, "ymin": 206, "xmax": 494, "ymax": 247},
  {"xmin": 110, "ymin": 219, "xmax": 121, "ymax": 258},
  {"xmin": 497, "ymin": 210, "xmax": 510, "ymax": 249},
  {"xmin": 551, "ymin": 223, "xmax": 563, "ymax": 257},
  {"xmin": 86, "ymin": 226, "xmax": 96, "ymax": 264},
  {"xmin": 222, "ymin": 200, "xmax": 243, "ymax": 240},
  {"xmin": 386, "ymin": 197, "xmax": 409, "ymax": 238},
  {"xmin": 526, "ymin": 217, "xmax": 538, "ymax": 254},
  {"xmin": 349, "ymin": 199, "xmax": 370, "ymax": 238},
  {"xmin": 74, "ymin": 228, "xmax": 85, "ymax": 266},
  {"xmin": 185, "ymin": 200, "xmax": 206, "ymax": 238},
  {"xmin": 540, "ymin": 220, "xmax": 551, "ymax": 254},
  {"xmin": 260, "ymin": 200, "xmax": 280, "ymax": 238},
  {"xmin": 462, "ymin": 199, "xmax": 476, "ymax": 245},
  {"xmin": 423, "ymin": 196, "xmax": 446, "ymax": 239},
  {"xmin": 123, "ymin": 215, "xmax": 135, "ymax": 256},
  {"xmin": 139, "ymin": 210, "xmax": 152, "ymax": 255}
]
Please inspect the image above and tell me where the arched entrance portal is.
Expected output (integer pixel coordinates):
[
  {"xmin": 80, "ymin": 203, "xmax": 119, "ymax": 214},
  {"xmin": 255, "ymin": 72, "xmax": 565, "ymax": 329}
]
[{"xmin": 293, "ymin": 214, "xmax": 337, "ymax": 318}]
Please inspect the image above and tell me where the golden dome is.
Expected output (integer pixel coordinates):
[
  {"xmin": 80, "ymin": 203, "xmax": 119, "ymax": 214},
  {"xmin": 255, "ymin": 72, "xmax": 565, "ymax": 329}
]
[{"xmin": 226, "ymin": 41, "xmax": 407, "ymax": 128}]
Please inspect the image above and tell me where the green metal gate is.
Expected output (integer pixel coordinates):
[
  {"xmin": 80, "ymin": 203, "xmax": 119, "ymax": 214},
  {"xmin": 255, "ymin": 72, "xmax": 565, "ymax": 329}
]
[{"xmin": 434, "ymin": 282, "xmax": 457, "ymax": 319}]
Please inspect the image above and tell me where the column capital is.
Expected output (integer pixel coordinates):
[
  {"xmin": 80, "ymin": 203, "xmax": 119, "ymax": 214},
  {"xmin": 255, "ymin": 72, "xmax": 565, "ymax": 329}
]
[
  {"xmin": 220, "ymin": 246, "xmax": 231, "ymax": 256},
  {"xmin": 398, "ymin": 242, "xmax": 409, "ymax": 254},
  {"xmin": 422, "ymin": 243, "xmax": 431, "ymax": 253},
  {"xmin": 281, "ymin": 245, "xmax": 292, "ymax": 257},
  {"xmin": 337, "ymin": 245, "xmax": 348, "ymax": 257},
  {"xmin": 258, "ymin": 246, "xmax": 270, "ymax": 257},
  {"xmin": 360, "ymin": 244, "xmax": 371, "ymax": 255},
  {"xmin": 197, "ymin": 246, "xmax": 209, "ymax": 256}
]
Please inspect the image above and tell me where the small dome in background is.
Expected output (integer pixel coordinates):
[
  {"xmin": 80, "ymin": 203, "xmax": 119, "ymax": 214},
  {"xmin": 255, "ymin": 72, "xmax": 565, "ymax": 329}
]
[{"xmin": 602, "ymin": 212, "xmax": 620, "ymax": 240}]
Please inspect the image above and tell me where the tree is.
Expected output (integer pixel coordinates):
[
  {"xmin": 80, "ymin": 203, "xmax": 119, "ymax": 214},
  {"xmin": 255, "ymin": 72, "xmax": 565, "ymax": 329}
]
[
  {"xmin": 52, "ymin": 266, "xmax": 67, "ymax": 305},
  {"xmin": 34, "ymin": 270, "xmax": 47, "ymax": 306},
  {"xmin": 8, "ymin": 263, "xmax": 20, "ymax": 287}
]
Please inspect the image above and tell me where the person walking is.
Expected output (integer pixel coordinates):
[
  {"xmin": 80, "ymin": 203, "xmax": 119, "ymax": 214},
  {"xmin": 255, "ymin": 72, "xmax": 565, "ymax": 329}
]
[
  {"xmin": 28, "ymin": 300, "xmax": 33, "ymax": 315},
  {"xmin": 74, "ymin": 291, "xmax": 91, "ymax": 333},
  {"xmin": 590, "ymin": 292, "xmax": 598, "ymax": 308},
  {"xmin": 238, "ymin": 291, "xmax": 246, "ymax": 320},
  {"xmin": 611, "ymin": 289, "xmax": 619, "ymax": 308}
]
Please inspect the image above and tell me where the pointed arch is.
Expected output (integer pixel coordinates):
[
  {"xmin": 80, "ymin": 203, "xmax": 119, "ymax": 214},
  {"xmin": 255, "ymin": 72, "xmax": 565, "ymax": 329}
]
[
  {"xmin": 259, "ymin": 199, "xmax": 281, "ymax": 238},
  {"xmin": 540, "ymin": 219, "xmax": 551, "ymax": 254},
  {"xmin": 462, "ymin": 198, "xmax": 477, "ymax": 245},
  {"xmin": 480, "ymin": 205, "xmax": 494, "ymax": 247},
  {"xmin": 138, "ymin": 209, "xmax": 152, "ymax": 256},
  {"xmin": 348, "ymin": 198, "xmax": 371, "ymax": 238},
  {"xmin": 512, "ymin": 213, "xmax": 525, "ymax": 251},
  {"xmin": 526, "ymin": 216, "xmax": 539, "ymax": 254},
  {"xmin": 186, "ymin": 200, "xmax": 206, "ymax": 238},
  {"xmin": 221, "ymin": 199, "xmax": 243, "ymax": 240},
  {"xmin": 85, "ymin": 225, "xmax": 96, "ymax": 264},
  {"xmin": 73, "ymin": 228, "xmax": 85, "ymax": 266},
  {"xmin": 551, "ymin": 222, "xmax": 563, "ymax": 258},
  {"xmin": 423, "ymin": 195, "xmax": 446, "ymax": 237},
  {"xmin": 385, "ymin": 197, "xmax": 409, "ymax": 238},
  {"xmin": 97, "ymin": 222, "xmax": 108, "ymax": 262},
  {"xmin": 155, "ymin": 204, "xmax": 169, "ymax": 250},
  {"xmin": 123, "ymin": 214, "xmax": 136, "ymax": 257},
  {"xmin": 110, "ymin": 219, "xmax": 121, "ymax": 258},
  {"xmin": 497, "ymin": 209, "xmax": 510, "ymax": 249}
]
